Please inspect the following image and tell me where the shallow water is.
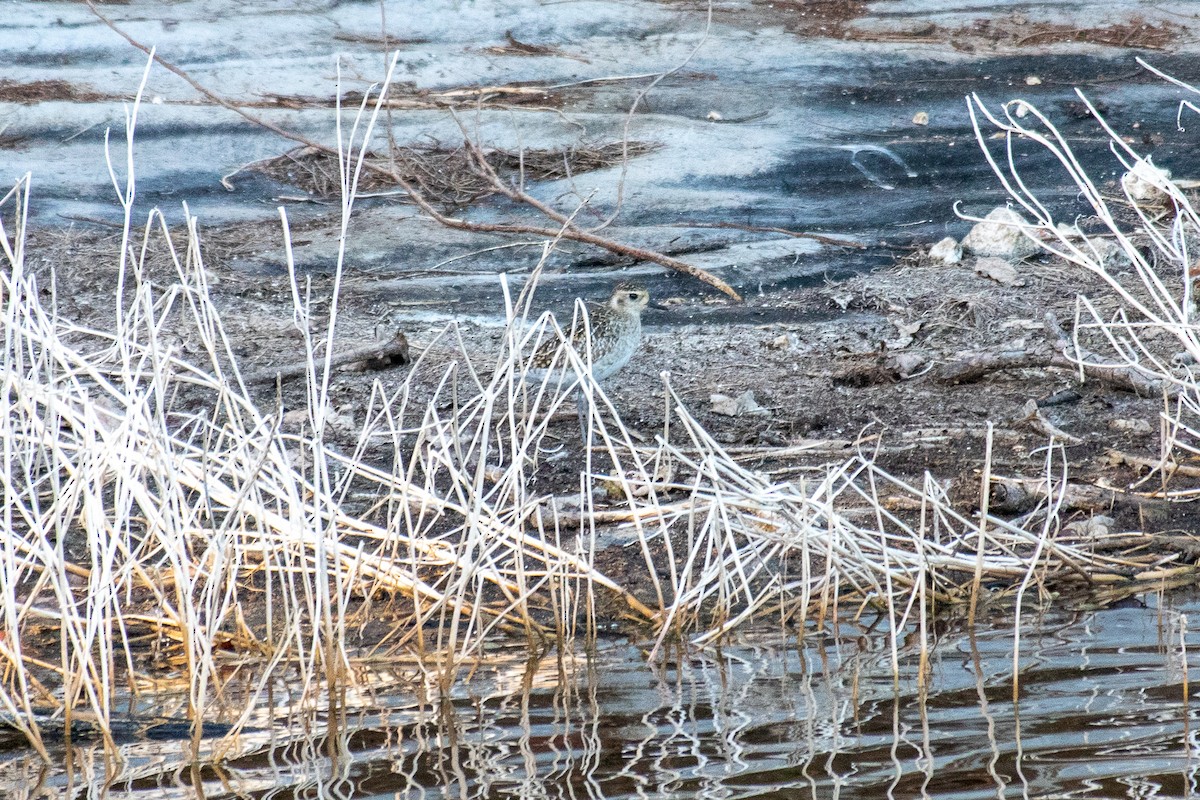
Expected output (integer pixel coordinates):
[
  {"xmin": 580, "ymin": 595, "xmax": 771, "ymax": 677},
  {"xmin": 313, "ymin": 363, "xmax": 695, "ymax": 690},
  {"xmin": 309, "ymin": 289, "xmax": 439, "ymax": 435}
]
[{"xmin": 4, "ymin": 592, "xmax": 1199, "ymax": 799}]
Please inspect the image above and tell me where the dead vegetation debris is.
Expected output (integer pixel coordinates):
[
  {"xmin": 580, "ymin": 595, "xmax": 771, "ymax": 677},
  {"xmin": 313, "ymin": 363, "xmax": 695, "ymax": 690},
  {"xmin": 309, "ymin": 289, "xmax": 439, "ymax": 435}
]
[
  {"xmin": 727, "ymin": 6, "xmax": 1181, "ymax": 50},
  {"xmin": 253, "ymin": 140, "xmax": 658, "ymax": 205},
  {"xmin": 0, "ymin": 79, "xmax": 111, "ymax": 104},
  {"xmin": 754, "ymin": 0, "xmax": 868, "ymax": 38},
  {"xmin": 999, "ymin": 17, "xmax": 1181, "ymax": 49},
  {"xmin": 331, "ymin": 31, "xmax": 432, "ymax": 47},
  {"xmin": 259, "ymin": 81, "xmax": 576, "ymax": 111},
  {"xmin": 480, "ymin": 31, "xmax": 585, "ymax": 61},
  {"xmin": 917, "ymin": 16, "xmax": 1180, "ymax": 51},
  {"xmin": 88, "ymin": 6, "xmax": 740, "ymax": 299}
]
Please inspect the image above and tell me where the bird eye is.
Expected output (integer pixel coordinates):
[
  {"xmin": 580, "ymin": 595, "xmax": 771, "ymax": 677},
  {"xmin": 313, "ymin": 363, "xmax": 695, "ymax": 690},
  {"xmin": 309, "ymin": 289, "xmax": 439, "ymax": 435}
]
[{"xmin": 628, "ymin": 292, "xmax": 639, "ymax": 300}]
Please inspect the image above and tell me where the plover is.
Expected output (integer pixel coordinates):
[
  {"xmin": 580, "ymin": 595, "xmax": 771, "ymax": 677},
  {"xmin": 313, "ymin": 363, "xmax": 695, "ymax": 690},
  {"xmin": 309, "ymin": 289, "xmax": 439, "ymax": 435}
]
[{"xmin": 526, "ymin": 282, "xmax": 661, "ymax": 424}]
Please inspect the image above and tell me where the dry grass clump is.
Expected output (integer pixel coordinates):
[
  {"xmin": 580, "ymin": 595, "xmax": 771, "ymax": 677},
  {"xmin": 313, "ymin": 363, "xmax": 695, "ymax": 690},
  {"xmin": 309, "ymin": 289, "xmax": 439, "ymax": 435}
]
[
  {"xmin": 989, "ymin": 16, "xmax": 1180, "ymax": 49},
  {"xmin": 966, "ymin": 68, "xmax": 1200, "ymax": 498},
  {"xmin": 0, "ymin": 79, "xmax": 111, "ymax": 104},
  {"xmin": 254, "ymin": 140, "xmax": 657, "ymax": 205},
  {"xmin": 0, "ymin": 162, "xmax": 1127, "ymax": 753}
]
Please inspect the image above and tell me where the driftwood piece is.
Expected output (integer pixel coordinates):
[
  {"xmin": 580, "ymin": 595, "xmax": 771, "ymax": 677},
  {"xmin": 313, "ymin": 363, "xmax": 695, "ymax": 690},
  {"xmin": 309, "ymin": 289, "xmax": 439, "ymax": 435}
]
[
  {"xmin": 986, "ymin": 476, "xmax": 1118, "ymax": 514},
  {"xmin": 954, "ymin": 474, "xmax": 1165, "ymax": 516},
  {"xmin": 1044, "ymin": 312, "xmax": 1169, "ymax": 397},
  {"xmin": 1106, "ymin": 449, "xmax": 1200, "ymax": 479},
  {"xmin": 938, "ymin": 314, "xmax": 1171, "ymax": 398},
  {"xmin": 939, "ymin": 349, "xmax": 1051, "ymax": 384},
  {"xmin": 242, "ymin": 330, "xmax": 409, "ymax": 385}
]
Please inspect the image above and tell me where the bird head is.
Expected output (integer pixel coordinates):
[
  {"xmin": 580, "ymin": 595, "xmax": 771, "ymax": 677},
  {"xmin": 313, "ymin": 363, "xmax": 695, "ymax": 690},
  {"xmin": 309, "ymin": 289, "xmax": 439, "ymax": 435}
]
[{"xmin": 609, "ymin": 283, "xmax": 652, "ymax": 315}]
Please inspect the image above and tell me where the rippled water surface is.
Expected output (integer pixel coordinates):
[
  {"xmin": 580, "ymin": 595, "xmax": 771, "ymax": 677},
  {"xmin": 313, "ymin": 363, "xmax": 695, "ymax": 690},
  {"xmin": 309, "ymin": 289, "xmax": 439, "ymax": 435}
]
[{"xmin": 5, "ymin": 593, "xmax": 1200, "ymax": 799}]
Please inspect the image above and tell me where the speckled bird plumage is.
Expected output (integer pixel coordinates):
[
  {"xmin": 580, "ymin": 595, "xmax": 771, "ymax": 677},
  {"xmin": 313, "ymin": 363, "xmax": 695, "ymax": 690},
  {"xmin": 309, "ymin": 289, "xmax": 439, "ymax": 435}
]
[{"xmin": 529, "ymin": 283, "xmax": 652, "ymax": 382}]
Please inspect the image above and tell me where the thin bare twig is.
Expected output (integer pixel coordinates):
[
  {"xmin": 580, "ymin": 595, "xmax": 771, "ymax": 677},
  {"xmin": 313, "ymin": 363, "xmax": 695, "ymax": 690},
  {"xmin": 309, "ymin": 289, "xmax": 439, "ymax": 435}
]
[{"xmin": 676, "ymin": 221, "xmax": 866, "ymax": 250}]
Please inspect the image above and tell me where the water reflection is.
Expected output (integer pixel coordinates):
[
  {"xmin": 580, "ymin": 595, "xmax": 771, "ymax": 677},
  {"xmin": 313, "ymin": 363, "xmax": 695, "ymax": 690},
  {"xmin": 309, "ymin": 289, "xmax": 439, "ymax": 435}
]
[{"xmin": 2, "ymin": 595, "xmax": 1199, "ymax": 799}]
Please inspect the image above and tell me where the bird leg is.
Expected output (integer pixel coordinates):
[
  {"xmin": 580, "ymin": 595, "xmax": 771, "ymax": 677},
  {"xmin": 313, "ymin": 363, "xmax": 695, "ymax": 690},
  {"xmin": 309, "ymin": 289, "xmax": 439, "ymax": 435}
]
[{"xmin": 575, "ymin": 389, "xmax": 588, "ymax": 435}]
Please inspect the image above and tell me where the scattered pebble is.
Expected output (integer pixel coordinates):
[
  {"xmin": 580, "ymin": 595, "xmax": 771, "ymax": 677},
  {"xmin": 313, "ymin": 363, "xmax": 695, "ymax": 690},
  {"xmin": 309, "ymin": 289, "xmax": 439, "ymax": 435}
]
[
  {"xmin": 710, "ymin": 390, "xmax": 769, "ymax": 417},
  {"xmin": 927, "ymin": 236, "xmax": 962, "ymax": 264},
  {"xmin": 1109, "ymin": 418, "xmax": 1153, "ymax": 434},
  {"xmin": 974, "ymin": 256, "xmax": 1026, "ymax": 287},
  {"xmin": 1064, "ymin": 515, "xmax": 1114, "ymax": 538},
  {"xmin": 961, "ymin": 206, "xmax": 1040, "ymax": 259},
  {"xmin": 1024, "ymin": 75, "xmax": 1042, "ymax": 86},
  {"xmin": 1121, "ymin": 157, "xmax": 1171, "ymax": 204},
  {"xmin": 912, "ymin": 111, "xmax": 929, "ymax": 126}
]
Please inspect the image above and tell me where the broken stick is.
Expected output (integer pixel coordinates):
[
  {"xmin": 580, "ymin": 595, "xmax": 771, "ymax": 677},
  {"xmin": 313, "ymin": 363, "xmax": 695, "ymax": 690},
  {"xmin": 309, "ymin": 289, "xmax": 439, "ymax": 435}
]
[{"xmin": 242, "ymin": 330, "xmax": 409, "ymax": 385}]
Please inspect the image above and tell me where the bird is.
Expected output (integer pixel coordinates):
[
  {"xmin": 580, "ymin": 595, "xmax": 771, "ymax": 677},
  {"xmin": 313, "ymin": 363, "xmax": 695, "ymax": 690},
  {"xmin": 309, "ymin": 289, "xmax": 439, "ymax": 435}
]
[{"xmin": 525, "ymin": 282, "xmax": 662, "ymax": 425}]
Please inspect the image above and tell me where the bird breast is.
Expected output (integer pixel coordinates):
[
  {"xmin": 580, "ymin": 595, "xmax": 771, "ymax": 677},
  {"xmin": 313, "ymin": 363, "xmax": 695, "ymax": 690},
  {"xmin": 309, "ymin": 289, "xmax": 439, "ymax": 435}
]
[{"xmin": 587, "ymin": 315, "xmax": 641, "ymax": 381}]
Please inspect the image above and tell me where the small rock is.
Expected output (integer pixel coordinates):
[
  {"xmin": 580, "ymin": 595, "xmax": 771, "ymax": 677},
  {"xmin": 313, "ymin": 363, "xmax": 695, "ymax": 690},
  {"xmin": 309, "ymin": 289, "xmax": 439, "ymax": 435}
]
[
  {"xmin": 768, "ymin": 333, "xmax": 794, "ymax": 351},
  {"xmin": 1086, "ymin": 236, "xmax": 1129, "ymax": 267},
  {"xmin": 710, "ymin": 390, "xmax": 769, "ymax": 417},
  {"xmin": 1109, "ymin": 418, "xmax": 1153, "ymax": 434},
  {"xmin": 1054, "ymin": 222, "xmax": 1083, "ymax": 241},
  {"xmin": 1121, "ymin": 157, "xmax": 1171, "ymax": 204},
  {"xmin": 888, "ymin": 351, "xmax": 928, "ymax": 378},
  {"xmin": 974, "ymin": 257, "xmax": 1026, "ymax": 286},
  {"xmin": 885, "ymin": 319, "xmax": 922, "ymax": 349},
  {"xmin": 927, "ymin": 236, "xmax": 962, "ymax": 264},
  {"xmin": 1064, "ymin": 515, "xmax": 1114, "ymax": 538},
  {"xmin": 912, "ymin": 111, "xmax": 929, "ymax": 126},
  {"xmin": 962, "ymin": 207, "xmax": 1041, "ymax": 259},
  {"xmin": 1025, "ymin": 75, "xmax": 1042, "ymax": 86}
]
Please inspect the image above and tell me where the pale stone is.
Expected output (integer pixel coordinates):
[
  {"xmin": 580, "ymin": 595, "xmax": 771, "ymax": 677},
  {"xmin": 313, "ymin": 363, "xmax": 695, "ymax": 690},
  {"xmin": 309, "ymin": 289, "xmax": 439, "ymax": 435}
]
[
  {"xmin": 961, "ymin": 206, "xmax": 1040, "ymax": 259},
  {"xmin": 927, "ymin": 236, "xmax": 962, "ymax": 264}
]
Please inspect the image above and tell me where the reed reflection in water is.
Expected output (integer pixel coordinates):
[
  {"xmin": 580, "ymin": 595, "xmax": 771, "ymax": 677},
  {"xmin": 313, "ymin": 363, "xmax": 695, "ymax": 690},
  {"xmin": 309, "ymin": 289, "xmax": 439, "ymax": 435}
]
[{"xmin": 3, "ymin": 594, "xmax": 1199, "ymax": 799}]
